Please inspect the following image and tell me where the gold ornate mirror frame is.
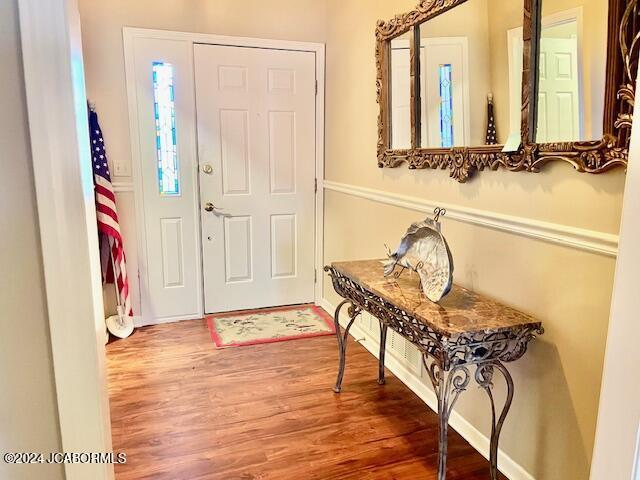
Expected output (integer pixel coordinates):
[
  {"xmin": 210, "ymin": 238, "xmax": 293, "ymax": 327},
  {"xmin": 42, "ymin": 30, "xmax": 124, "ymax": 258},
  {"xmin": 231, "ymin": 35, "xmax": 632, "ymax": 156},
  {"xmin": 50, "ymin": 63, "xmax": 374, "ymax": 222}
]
[{"xmin": 376, "ymin": 0, "xmax": 636, "ymax": 182}]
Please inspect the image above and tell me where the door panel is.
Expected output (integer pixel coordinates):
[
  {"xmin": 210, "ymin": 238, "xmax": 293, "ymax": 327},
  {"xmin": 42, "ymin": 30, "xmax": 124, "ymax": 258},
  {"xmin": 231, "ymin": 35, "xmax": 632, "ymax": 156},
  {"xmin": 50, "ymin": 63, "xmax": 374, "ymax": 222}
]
[
  {"xmin": 269, "ymin": 111, "xmax": 296, "ymax": 194},
  {"xmin": 223, "ymin": 216, "xmax": 253, "ymax": 283},
  {"xmin": 220, "ymin": 109, "xmax": 251, "ymax": 195},
  {"xmin": 194, "ymin": 44, "xmax": 316, "ymax": 313},
  {"xmin": 271, "ymin": 214, "xmax": 297, "ymax": 278},
  {"xmin": 160, "ymin": 218, "xmax": 185, "ymax": 288},
  {"xmin": 130, "ymin": 37, "xmax": 202, "ymax": 321}
]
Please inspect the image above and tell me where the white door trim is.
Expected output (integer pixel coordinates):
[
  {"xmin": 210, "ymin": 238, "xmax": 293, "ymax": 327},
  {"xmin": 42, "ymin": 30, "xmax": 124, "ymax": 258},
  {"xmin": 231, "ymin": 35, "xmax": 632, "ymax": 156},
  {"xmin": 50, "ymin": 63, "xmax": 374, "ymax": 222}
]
[
  {"xmin": 123, "ymin": 28, "xmax": 325, "ymax": 324},
  {"xmin": 17, "ymin": 0, "xmax": 114, "ymax": 479}
]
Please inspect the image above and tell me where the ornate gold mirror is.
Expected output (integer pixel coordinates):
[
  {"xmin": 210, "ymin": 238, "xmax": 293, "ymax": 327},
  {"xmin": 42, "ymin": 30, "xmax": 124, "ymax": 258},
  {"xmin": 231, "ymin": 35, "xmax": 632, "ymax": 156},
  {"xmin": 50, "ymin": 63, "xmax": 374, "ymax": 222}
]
[{"xmin": 376, "ymin": 0, "xmax": 636, "ymax": 182}]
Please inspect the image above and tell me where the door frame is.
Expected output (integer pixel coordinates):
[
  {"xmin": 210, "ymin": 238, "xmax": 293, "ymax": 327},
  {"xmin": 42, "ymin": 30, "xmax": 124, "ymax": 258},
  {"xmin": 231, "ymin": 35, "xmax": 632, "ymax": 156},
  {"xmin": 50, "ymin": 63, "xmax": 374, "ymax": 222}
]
[
  {"xmin": 123, "ymin": 28, "xmax": 325, "ymax": 324},
  {"xmin": 590, "ymin": 65, "xmax": 640, "ymax": 479},
  {"xmin": 17, "ymin": 0, "xmax": 114, "ymax": 478}
]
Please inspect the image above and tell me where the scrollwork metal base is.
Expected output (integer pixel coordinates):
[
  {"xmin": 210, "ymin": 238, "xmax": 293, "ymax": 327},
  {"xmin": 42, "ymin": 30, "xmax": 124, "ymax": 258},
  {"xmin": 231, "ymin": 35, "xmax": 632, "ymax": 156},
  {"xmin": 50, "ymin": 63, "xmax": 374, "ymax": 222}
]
[
  {"xmin": 326, "ymin": 265, "xmax": 542, "ymax": 479},
  {"xmin": 378, "ymin": 322, "xmax": 388, "ymax": 385},
  {"xmin": 423, "ymin": 356, "xmax": 514, "ymax": 480},
  {"xmin": 333, "ymin": 300, "xmax": 361, "ymax": 393}
]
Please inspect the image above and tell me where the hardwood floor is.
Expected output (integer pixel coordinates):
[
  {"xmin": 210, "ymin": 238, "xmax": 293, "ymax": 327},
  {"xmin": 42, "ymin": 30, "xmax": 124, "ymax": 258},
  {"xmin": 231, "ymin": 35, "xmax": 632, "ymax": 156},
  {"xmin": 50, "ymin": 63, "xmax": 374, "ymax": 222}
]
[{"xmin": 107, "ymin": 317, "xmax": 505, "ymax": 479}]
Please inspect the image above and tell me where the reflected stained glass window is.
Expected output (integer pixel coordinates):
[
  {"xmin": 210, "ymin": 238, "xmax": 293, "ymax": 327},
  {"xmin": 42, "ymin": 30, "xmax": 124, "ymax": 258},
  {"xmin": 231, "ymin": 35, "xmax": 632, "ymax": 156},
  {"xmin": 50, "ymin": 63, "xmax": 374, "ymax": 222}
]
[
  {"xmin": 439, "ymin": 64, "xmax": 454, "ymax": 148},
  {"xmin": 152, "ymin": 62, "xmax": 180, "ymax": 196}
]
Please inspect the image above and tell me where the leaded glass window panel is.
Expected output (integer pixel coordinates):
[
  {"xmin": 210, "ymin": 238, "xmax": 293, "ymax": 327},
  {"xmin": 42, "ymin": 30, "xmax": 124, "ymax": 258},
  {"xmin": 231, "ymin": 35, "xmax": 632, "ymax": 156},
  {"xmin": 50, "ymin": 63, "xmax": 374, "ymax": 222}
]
[
  {"xmin": 439, "ymin": 63, "xmax": 454, "ymax": 148},
  {"xmin": 152, "ymin": 62, "xmax": 180, "ymax": 196}
]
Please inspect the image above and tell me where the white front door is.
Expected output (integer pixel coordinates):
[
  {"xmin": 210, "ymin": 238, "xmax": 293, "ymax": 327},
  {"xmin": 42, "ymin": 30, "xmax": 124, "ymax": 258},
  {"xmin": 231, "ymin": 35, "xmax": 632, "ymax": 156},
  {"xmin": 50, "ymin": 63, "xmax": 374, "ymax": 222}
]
[{"xmin": 194, "ymin": 44, "xmax": 316, "ymax": 314}]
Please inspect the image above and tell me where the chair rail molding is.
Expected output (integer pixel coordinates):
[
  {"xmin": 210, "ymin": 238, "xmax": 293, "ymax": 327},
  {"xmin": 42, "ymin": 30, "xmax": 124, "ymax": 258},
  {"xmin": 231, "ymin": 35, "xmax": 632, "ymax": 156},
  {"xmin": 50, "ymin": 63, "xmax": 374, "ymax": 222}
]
[
  {"xmin": 112, "ymin": 181, "xmax": 134, "ymax": 193},
  {"xmin": 323, "ymin": 180, "xmax": 619, "ymax": 257}
]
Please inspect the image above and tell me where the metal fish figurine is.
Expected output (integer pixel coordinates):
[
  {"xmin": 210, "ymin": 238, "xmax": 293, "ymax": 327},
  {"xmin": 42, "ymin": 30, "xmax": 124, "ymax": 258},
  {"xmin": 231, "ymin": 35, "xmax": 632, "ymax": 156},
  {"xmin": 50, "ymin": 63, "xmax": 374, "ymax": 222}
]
[{"xmin": 383, "ymin": 208, "xmax": 454, "ymax": 303}]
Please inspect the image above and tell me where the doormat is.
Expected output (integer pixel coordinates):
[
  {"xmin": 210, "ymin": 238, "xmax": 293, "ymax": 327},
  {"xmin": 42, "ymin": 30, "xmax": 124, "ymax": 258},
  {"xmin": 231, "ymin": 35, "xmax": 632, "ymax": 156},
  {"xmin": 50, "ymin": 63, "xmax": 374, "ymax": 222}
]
[{"xmin": 206, "ymin": 304, "xmax": 336, "ymax": 348}]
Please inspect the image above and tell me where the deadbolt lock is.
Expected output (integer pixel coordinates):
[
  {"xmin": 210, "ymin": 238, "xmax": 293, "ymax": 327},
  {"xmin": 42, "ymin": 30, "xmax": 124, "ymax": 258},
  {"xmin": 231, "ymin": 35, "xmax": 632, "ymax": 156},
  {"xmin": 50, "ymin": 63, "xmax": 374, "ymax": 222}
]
[{"xmin": 202, "ymin": 164, "xmax": 213, "ymax": 174}]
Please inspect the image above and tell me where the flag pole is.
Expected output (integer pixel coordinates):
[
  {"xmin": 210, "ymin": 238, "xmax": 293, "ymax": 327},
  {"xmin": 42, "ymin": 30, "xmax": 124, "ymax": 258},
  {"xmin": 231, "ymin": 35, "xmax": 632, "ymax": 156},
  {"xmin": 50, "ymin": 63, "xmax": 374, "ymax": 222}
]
[
  {"xmin": 105, "ymin": 239, "xmax": 133, "ymax": 338},
  {"xmin": 109, "ymin": 246, "xmax": 125, "ymax": 324}
]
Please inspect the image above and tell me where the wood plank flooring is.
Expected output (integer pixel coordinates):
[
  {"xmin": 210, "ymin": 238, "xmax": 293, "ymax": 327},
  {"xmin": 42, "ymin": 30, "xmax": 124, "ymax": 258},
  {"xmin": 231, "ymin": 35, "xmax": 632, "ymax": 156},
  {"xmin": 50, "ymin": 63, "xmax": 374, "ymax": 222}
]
[{"xmin": 107, "ymin": 317, "xmax": 505, "ymax": 479}]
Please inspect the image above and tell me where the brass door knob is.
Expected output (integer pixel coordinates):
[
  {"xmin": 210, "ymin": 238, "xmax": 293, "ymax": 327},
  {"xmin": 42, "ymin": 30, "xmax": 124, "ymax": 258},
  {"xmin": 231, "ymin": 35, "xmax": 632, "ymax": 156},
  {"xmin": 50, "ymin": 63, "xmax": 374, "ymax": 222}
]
[
  {"xmin": 203, "ymin": 202, "xmax": 217, "ymax": 212},
  {"xmin": 202, "ymin": 164, "xmax": 213, "ymax": 174}
]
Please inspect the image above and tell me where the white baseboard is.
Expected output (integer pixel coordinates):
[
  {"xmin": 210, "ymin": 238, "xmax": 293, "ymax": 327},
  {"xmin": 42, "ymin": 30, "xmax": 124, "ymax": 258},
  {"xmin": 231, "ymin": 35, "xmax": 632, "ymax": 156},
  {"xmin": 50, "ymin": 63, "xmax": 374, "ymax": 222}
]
[
  {"xmin": 320, "ymin": 298, "xmax": 535, "ymax": 480},
  {"xmin": 133, "ymin": 313, "xmax": 202, "ymax": 328}
]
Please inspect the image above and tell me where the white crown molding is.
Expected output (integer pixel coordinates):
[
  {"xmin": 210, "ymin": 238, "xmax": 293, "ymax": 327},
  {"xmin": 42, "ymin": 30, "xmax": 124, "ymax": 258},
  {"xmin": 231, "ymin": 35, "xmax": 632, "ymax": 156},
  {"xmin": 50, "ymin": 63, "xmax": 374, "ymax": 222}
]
[
  {"xmin": 323, "ymin": 180, "xmax": 619, "ymax": 257},
  {"xmin": 320, "ymin": 298, "xmax": 536, "ymax": 480}
]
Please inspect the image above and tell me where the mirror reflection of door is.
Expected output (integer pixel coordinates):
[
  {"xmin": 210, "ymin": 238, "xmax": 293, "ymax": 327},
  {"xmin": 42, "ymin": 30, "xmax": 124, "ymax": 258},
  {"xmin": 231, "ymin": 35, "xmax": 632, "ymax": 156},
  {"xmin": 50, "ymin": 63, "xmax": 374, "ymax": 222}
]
[
  {"xmin": 536, "ymin": 20, "xmax": 582, "ymax": 143},
  {"xmin": 419, "ymin": 37, "xmax": 471, "ymax": 148},
  {"xmin": 415, "ymin": 0, "xmax": 522, "ymax": 149},
  {"xmin": 385, "ymin": 0, "xmax": 532, "ymax": 152},
  {"xmin": 390, "ymin": 35, "xmax": 471, "ymax": 150},
  {"xmin": 533, "ymin": 3, "xmax": 608, "ymax": 144}
]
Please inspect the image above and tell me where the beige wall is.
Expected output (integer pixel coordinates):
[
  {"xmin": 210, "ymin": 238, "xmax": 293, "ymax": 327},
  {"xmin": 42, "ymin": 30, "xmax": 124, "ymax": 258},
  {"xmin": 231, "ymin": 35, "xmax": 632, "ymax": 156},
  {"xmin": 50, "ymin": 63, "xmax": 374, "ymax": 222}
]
[
  {"xmin": 324, "ymin": 0, "xmax": 624, "ymax": 478},
  {"xmin": 79, "ymin": 0, "xmax": 327, "ymax": 177},
  {"xmin": 0, "ymin": 1, "xmax": 64, "ymax": 479},
  {"xmin": 78, "ymin": 0, "xmax": 328, "ymax": 317}
]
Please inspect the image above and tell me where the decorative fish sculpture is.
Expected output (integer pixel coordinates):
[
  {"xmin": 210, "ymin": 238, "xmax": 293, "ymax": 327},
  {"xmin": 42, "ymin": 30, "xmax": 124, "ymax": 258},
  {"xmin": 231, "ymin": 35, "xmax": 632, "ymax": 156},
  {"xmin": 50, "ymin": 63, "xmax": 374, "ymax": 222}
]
[{"xmin": 383, "ymin": 208, "xmax": 454, "ymax": 303}]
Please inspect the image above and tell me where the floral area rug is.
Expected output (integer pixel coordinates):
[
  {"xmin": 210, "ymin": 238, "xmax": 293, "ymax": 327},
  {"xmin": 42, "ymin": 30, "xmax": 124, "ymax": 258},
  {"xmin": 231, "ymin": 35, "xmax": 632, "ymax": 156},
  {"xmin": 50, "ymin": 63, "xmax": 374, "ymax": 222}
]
[{"xmin": 206, "ymin": 304, "xmax": 336, "ymax": 348}]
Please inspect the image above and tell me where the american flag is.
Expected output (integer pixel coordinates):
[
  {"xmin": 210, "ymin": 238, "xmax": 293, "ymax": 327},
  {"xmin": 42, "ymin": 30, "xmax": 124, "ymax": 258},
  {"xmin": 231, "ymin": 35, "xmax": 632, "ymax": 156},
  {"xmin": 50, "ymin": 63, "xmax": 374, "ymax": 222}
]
[{"xmin": 89, "ymin": 107, "xmax": 132, "ymax": 317}]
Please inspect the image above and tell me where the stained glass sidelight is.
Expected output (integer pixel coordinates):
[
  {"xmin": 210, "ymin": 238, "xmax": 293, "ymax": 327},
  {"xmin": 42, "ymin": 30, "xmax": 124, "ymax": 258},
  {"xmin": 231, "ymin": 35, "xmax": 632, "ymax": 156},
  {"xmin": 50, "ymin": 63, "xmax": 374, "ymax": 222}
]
[
  {"xmin": 439, "ymin": 64, "xmax": 454, "ymax": 148},
  {"xmin": 152, "ymin": 62, "xmax": 180, "ymax": 196}
]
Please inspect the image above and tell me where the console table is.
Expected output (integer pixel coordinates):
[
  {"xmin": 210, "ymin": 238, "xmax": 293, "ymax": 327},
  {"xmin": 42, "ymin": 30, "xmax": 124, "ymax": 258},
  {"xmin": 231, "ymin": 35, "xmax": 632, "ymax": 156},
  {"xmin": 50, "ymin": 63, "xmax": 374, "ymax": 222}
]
[{"xmin": 325, "ymin": 260, "xmax": 543, "ymax": 480}]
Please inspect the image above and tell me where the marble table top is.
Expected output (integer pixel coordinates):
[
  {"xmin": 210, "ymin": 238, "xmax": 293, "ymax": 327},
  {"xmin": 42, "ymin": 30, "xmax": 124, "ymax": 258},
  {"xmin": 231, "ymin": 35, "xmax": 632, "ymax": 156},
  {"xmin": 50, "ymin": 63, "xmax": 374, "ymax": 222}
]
[{"xmin": 331, "ymin": 260, "xmax": 540, "ymax": 336}]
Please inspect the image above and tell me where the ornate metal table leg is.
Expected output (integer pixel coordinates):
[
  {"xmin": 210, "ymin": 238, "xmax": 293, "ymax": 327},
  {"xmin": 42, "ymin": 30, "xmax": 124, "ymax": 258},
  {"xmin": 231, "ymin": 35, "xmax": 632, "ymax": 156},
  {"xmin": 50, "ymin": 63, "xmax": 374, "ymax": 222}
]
[
  {"xmin": 423, "ymin": 356, "xmax": 471, "ymax": 480},
  {"xmin": 333, "ymin": 300, "xmax": 360, "ymax": 393},
  {"xmin": 475, "ymin": 361, "xmax": 514, "ymax": 480},
  {"xmin": 378, "ymin": 322, "xmax": 388, "ymax": 385}
]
